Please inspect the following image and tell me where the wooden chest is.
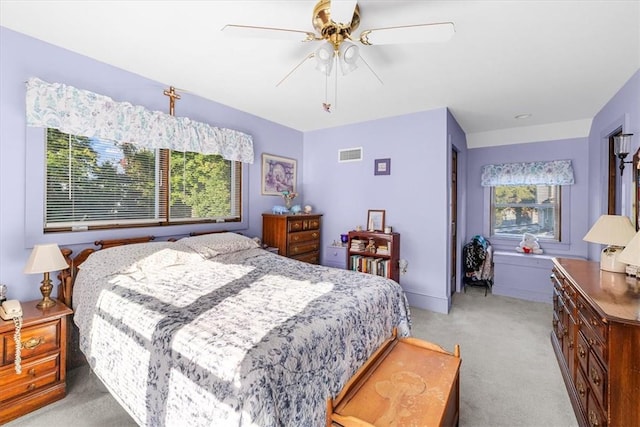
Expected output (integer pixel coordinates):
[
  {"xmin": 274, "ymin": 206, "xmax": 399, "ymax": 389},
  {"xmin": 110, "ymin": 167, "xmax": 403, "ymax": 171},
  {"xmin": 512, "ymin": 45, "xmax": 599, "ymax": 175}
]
[
  {"xmin": 0, "ymin": 300, "xmax": 73, "ymax": 423},
  {"xmin": 328, "ymin": 330, "xmax": 461, "ymax": 427},
  {"xmin": 262, "ymin": 213, "xmax": 322, "ymax": 264}
]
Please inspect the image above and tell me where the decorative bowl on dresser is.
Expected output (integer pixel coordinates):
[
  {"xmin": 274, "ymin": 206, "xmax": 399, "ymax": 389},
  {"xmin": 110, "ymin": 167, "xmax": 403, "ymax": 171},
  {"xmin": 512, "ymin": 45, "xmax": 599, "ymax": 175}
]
[
  {"xmin": 262, "ymin": 213, "xmax": 322, "ymax": 264},
  {"xmin": 551, "ymin": 258, "xmax": 639, "ymax": 427},
  {"xmin": 0, "ymin": 300, "xmax": 73, "ymax": 423}
]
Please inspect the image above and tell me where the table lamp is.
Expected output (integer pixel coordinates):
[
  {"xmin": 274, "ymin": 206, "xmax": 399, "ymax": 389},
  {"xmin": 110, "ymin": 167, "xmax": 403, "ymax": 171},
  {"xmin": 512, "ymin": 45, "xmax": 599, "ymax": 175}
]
[
  {"xmin": 23, "ymin": 243, "xmax": 68, "ymax": 308},
  {"xmin": 618, "ymin": 230, "xmax": 640, "ymax": 276},
  {"xmin": 583, "ymin": 215, "xmax": 635, "ymax": 273}
]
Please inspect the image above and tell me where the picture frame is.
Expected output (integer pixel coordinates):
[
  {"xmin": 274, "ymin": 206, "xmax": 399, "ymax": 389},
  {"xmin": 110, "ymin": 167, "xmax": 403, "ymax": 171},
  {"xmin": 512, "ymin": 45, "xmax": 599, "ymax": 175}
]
[
  {"xmin": 261, "ymin": 153, "xmax": 297, "ymax": 195},
  {"xmin": 374, "ymin": 158, "xmax": 391, "ymax": 176},
  {"xmin": 367, "ymin": 209, "xmax": 385, "ymax": 232}
]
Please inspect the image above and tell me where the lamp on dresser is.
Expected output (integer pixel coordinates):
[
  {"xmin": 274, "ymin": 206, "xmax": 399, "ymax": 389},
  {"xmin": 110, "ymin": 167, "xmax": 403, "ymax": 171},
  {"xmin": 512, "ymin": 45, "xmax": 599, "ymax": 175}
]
[
  {"xmin": 583, "ymin": 214, "xmax": 636, "ymax": 273},
  {"xmin": 23, "ymin": 243, "xmax": 68, "ymax": 308},
  {"xmin": 618, "ymin": 230, "xmax": 640, "ymax": 277}
]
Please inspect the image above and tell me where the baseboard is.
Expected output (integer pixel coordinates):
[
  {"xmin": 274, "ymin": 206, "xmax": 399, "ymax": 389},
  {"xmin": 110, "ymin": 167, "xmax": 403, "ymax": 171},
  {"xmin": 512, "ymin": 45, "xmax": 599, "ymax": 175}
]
[
  {"xmin": 405, "ymin": 291, "xmax": 450, "ymax": 314},
  {"xmin": 492, "ymin": 285, "xmax": 553, "ymax": 304}
]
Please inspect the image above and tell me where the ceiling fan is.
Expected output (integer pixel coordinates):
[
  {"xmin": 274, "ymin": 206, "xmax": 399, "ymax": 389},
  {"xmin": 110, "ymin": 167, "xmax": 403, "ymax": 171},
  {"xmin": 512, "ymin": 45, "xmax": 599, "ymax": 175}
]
[{"xmin": 222, "ymin": 0, "xmax": 455, "ymax": 111}]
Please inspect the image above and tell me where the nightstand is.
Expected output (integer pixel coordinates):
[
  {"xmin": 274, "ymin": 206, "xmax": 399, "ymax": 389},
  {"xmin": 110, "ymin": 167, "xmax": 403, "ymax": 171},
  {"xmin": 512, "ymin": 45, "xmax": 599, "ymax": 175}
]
[
  {"xmin": 325, "ymin": 245, "xmax": 347, "ymax": 269},
  {"xmin": 0, "ymin": 300, "xmax": 73, "ymax": 424}
]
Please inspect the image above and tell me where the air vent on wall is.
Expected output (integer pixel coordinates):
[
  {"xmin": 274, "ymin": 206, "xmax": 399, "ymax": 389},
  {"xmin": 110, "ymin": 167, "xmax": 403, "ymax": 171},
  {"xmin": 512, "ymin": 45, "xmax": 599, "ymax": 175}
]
[{"xmin": 338, "ymin": 147, "xmax": 363, "ymax": 162}]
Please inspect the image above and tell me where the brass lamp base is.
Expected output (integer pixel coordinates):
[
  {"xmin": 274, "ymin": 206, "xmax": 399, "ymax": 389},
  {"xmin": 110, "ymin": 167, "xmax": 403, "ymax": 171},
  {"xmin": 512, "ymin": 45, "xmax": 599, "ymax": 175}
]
[{"xmin": 36, "ymin": 272, "xmax": 57, "ymax": 309}]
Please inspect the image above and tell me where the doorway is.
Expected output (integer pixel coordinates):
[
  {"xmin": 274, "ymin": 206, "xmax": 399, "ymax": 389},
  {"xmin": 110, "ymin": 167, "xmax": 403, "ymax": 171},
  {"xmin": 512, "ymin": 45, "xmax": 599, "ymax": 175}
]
[{"xmin": 451, "ymin": 148, "xmax": 458, "ymax": 295}]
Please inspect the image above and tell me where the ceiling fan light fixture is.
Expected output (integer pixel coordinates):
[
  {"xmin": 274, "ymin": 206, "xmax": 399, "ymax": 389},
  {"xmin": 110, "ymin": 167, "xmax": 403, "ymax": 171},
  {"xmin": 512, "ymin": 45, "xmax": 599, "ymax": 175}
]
[
  {"xmin": 339, "ymin": 40, "xmax": 359, "ymax": 75},
  {"xmin": 315, "ymin": 42, "xmax": 335, "ymax": 75}
]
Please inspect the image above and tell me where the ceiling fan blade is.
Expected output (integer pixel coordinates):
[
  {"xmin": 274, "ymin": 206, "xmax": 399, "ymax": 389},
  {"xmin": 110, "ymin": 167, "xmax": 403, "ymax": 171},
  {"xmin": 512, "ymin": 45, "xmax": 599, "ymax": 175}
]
[
  {"xmin": 359, "ymin": 22, "xmax": 455, "ymax": 45},
  {"xmin": 222, "ymin": 24, "xmax": 318, "ymax": 42},
  {"xmin": 276, "ymin": 52, "xmax": 316, "ymax": 87},
  {"xmin": 329, "ymin": 0, "xmax": 358, "ymax": 26}
]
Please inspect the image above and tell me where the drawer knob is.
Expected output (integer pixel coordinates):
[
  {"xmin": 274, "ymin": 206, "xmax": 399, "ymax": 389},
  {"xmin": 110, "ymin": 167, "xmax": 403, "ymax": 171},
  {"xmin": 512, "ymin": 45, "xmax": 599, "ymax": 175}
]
[
  {"xmin": 588, "ymin": 410, "xmax": 600, "ymax": 427},
  {"xmin": 27, "ymin": 383, "xmax": 37, "ymax": 392},
  {"xmin": 22, "ymin": 336, "xmax": 45, "ymax": 350},
  {"xmin": 578, "ymin": 344, "xmax": 586, "ymax": 358},
  {"xmin": 590, "ymin": 368, "xmax": 601, "ymax": 386},
  {"xmin": 28, "ymin": 368, "xmax": 37, "ymax": 377},
  {"xmin": 577, "ymin": 383, "xmax": 586, "ymax": 397},
  {"xmin": 312, "ymin": 232, "xmax": 318, "ymax": 238}
]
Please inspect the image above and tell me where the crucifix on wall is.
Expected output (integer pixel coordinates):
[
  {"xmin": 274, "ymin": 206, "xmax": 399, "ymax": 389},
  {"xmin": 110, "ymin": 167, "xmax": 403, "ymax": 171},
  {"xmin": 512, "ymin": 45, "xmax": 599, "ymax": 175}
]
[{"xmin": 163, "ymin": 86, "xmax": 181, "ymax": 116}]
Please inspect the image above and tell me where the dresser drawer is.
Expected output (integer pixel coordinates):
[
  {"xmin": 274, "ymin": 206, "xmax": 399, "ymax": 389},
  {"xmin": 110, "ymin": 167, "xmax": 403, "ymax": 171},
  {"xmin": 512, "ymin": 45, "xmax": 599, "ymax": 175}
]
[
  {"xmin": 289, "ymin": 240, "xmax": 320, "ymax": 256},
  {"xmin": 288, "ymin": 229, "xmax": 320, "ymax": 244},
  {"xmin": 0, "ymin": 353, "xmax": 60, "ymax": 402},
  {"xmin": 587, "ymin": 350, "xmax": 607, "ymax": 409},
  {"xmin": 288, "ymin": 217, "xmax": 320, "ymax": 232},
  {"xmin": 291, "ymin": 251, "xmax": 320, "ymax": 264},
  {"xmin": 578, "ymin": 312, "xmax": 607, "ymax": 365},
  {"xmin": 575, "ymin": 364, "xmax": 589, "ymax": 413},
  {"xmin": 577, "ymin": 295, "xmax": 607, "ymax": 344},
  {"xmin": 587, "ymin": 392, "xmax": 607, "ymax": 427},
  {"xmin": 2, "ymin": 321, "xmax": 60, "ymax": 364},
  {"xmin": 577, "ymin": 331, "xmax": 589, "ymax": 375}
]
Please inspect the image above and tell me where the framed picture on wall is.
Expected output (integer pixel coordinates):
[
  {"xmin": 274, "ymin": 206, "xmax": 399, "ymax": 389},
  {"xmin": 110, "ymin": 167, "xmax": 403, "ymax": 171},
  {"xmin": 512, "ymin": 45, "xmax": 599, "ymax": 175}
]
[
  {"xmin": 367, "ymin": 209, "xmax": 385, "ymax": 232},
  {"xmin": 374, "ymin": 158, "xmax": 391, "ymax": 175},
  {"xmin": 261, "ymin": 153, "xmax": 297, "ymax": 195}
]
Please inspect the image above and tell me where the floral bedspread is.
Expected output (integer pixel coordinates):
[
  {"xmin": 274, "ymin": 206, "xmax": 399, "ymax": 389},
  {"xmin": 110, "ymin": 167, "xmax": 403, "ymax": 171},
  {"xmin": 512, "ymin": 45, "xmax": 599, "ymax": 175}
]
[{"xmin": 73, "ymin": 234, "xmax": 411, "ymax": 427}]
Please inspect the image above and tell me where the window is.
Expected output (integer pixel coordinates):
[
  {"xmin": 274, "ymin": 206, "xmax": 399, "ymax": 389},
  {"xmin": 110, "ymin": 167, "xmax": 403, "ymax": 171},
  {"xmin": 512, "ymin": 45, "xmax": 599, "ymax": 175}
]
[
  {"xmin": 491, "ymin": 185, "xmax": 560, "ymax": 240},
  {"xmin": 45, "ymin": 129, "xmax": 241, "ymax": 232}
]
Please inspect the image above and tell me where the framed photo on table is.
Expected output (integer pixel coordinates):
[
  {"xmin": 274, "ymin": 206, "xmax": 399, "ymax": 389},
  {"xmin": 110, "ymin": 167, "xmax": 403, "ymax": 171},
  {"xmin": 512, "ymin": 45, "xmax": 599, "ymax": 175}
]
[
  {"xmin": 261, "ymin": 153, "xmax": 297, "ymax": 195},
  {"xmin": 367, "ymin": 210, "xmax": 385, "ymax": 232}
]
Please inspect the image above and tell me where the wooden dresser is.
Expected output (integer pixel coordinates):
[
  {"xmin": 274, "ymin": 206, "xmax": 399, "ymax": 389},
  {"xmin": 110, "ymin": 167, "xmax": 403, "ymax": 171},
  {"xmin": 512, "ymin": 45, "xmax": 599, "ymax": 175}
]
[
  {"xmin": 551, "ymin": 258, "xmax": 640, "ymax": 427},
  {"xmin": 0, "ymin": 300, "xmax": 73, "ymax": 423},
  {"xmin": 262, "ymin": 213, "xmax": 322, "ymax": 264}
]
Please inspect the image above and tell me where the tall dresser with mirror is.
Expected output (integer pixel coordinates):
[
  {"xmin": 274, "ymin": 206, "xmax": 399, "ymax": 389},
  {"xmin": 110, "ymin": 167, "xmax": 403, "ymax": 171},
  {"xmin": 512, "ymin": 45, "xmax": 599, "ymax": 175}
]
[{"xmin": 551, "ymin": 258, "xmax": 640, "ymax": 427}]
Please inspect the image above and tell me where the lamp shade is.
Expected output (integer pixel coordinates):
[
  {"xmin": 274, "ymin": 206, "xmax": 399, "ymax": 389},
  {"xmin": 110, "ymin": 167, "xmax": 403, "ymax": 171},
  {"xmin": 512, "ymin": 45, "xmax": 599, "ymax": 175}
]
[
  {"xmin": 583, "ymin": 215, "xmax": 636, "ymax": 246},
  {"xmin": 23, "ymin": 243, "xmax": 68, "ymax": 274},
  {"xmin": 618, "ymin": 230, "xmax": 640, "ymax": 265}
]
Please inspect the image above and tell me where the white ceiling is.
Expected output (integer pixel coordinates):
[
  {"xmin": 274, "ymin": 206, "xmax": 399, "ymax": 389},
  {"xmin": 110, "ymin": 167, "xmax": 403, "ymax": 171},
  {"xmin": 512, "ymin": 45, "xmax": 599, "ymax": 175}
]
[{"xmin": 1, "ymin": 1, "xmax": 639, "ymax": 147}]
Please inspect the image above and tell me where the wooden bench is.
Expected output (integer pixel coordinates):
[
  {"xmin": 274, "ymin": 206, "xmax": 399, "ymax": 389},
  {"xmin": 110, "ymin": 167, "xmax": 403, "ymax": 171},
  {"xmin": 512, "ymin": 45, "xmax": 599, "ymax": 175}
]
[{"xmin": 327, "ymin": 330, "xmax": 461, "ymax": 427}]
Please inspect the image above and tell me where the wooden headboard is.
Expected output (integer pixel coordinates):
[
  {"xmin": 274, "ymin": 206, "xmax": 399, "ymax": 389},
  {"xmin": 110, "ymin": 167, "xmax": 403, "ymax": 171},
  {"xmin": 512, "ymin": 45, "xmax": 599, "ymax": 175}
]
[{"xmin": 57, "ymin": 236, "xmax": 155, "ymax": 308}]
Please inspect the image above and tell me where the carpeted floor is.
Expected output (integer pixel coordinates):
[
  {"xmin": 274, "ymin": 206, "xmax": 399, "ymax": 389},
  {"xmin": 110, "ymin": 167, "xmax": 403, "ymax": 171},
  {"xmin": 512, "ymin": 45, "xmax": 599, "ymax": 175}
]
[{"xmin": 6, "ymin": 288, "xmax": 577, "ymax": 426}]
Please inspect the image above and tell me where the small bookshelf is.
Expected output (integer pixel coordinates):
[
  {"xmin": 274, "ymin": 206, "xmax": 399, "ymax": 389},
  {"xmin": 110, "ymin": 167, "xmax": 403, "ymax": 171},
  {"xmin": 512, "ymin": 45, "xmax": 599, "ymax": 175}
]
[{"xmin": 347, "ymin": 230, "xmax": 400, "ymax": 283}]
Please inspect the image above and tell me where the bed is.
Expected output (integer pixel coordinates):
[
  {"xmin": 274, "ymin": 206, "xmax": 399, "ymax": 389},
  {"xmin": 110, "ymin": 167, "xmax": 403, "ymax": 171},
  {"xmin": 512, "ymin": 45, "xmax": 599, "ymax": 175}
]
[{"xmin": 62, "ymin": 232, "xmax": 411, "ymax": 426}]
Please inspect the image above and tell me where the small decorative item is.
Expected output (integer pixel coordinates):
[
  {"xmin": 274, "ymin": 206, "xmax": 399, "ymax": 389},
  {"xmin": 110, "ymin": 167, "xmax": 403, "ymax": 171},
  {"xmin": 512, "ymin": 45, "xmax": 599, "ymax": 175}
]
[
  {"xmin": 366, "ymin": 239, "xmax": 376, "ymax": 253},
  {"xmin": 304, "ymin": 205, "xmax": 313, "ymax": 214},
  {"xmin": 356, "ymin": 225, "xmax": 363, "ymax": 231},
  {"xmin": 341, "ymin": 234, "xmax": 349, "ymax": 245},
  {"xmin": 290, "ymin": 204, "xmax": 302, "ymax": 214},
  {"xmin": 281, "ymin": 190, "xmax": 298, "ymax": 209},
  {"xmin": 367, "ymin": 209, "xmax": 385, "ymax": 232},
  {"xmin": 261, "ymin": 153, "xmax": 297, "ymax": 195},
  {"xmin": 384, "ymin": 226, "xmax": 392, "ymax": 234},
  {"xmin": 374, "ymin": 158, "xmax": 391, "ymax": 176},
  {"xmin": 272, "ymin": 205, "xmax": 289, "ymax": 214},
  {"xmin": 516, "ymin": 233, "xmax": 543, "ymax": 254}
]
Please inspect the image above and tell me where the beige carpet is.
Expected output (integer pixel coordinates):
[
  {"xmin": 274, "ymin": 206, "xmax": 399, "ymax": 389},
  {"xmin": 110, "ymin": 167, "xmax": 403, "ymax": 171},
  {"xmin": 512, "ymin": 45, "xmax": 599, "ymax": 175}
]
[{"xmin": 6, "ymin": 288, "xmax": 577, "ymax": 426}]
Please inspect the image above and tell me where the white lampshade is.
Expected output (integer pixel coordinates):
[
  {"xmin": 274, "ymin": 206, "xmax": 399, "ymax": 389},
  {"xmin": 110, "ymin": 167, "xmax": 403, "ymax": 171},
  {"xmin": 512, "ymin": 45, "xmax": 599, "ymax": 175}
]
[
  {"xmin": 618, "ymin": 230, "xmax": 640, "ymax": 266},
  {"xmin": 584, "ymin": 215, "xmax": 636, "ymax": 272},
  {"xmin": 315, "ymin": 42, "xmax": 335, "ymax": 76},
  {"xmin": 24, "ymin": 243, "xmax": 68, "ymax": 274},
  {"xmin": 339, "ymin": 40, "xmax": 359, "ymax": 75}
]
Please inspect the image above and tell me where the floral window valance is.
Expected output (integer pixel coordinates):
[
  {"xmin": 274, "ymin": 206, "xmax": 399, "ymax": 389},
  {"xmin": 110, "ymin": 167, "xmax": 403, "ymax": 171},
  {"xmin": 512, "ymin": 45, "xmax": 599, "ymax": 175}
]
[
  {"xmin": 481, "ymin": 160, "xmax": 575, "ymax": 186},
  {"xmin": 25, "ymin": 77, "xmax": 254, "ymax": 163}
]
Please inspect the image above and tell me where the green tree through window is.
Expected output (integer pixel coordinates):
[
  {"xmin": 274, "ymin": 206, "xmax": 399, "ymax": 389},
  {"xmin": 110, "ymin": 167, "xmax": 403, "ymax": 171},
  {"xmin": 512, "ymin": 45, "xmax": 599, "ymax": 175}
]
[{"xmin": 45, "ymin": 129, "xmax": 241, "ymax": 231}]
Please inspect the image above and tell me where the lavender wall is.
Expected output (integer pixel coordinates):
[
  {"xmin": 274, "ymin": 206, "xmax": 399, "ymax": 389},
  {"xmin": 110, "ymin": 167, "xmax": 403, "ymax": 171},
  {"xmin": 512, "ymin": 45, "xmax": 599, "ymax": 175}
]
[
  {"xmin": 0, "ymin": 27, "xmax": 303, "ymax": 302},
  {"xmin": 586, "ymin": 70, "xmax": 639, "ymax": 261},
  {"xmin": 303, "ymin": 108, "xmax": 467, "ymax": 313}
]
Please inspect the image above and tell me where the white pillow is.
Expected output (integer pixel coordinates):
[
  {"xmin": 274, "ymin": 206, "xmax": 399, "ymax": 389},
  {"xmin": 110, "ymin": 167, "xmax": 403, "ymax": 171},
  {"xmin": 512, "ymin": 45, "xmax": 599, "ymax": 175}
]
[
  {"xmin": 179, "ymin": 232, "xmax": 259, "ymax": 258},
  {"xmin": 78, "ymin": 241, "xmax": 201, "ymax": 278}
]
